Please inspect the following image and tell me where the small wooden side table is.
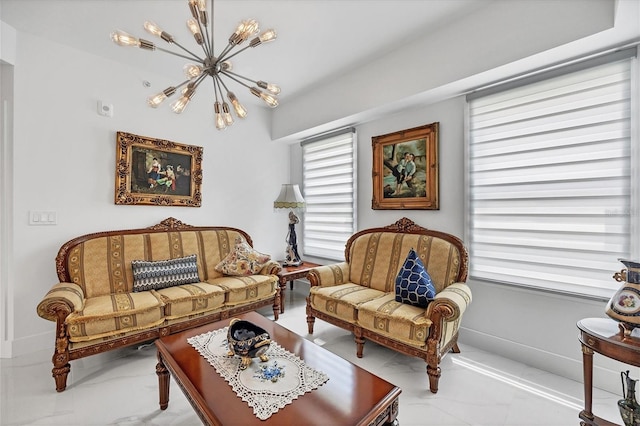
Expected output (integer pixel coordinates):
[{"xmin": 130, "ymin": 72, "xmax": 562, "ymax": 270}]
[
  {"xmin": 577, "ymin": 318, "xmax": 640, "ymax": 426},
  {"xmin": 276, "ymin": 261, "xmax": 321, "ymax": 313}
]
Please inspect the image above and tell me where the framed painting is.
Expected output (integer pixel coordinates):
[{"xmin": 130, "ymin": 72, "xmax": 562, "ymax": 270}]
[
  {"xmin": 114, "ymin": 131, "xmax": 203, "ymax": 207},
  {"xmin": 372, "ymin": 122, "xmax": 439, "ymax": 210}
]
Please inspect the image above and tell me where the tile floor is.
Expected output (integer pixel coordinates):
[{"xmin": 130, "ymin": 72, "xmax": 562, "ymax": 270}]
[{"xmin": 1, "ymin": 281, "xmax": 621, "ymax": 425}]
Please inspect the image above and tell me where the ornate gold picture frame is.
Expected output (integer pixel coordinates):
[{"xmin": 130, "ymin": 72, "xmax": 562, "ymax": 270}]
[
  {"xmin": 372, "ymin": 122, "xmax": 439, "ymax": 210},
  {"xmin": 114, "ymin": 131, "xmax": 203, "ymax": 207}
]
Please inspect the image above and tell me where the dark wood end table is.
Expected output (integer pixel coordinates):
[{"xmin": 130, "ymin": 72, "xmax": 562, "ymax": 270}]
[
  {"xmin": 577, "ymin": 317, "xmax": 640, "ymax": 426},
  {"xmin": 276, "ymin": 261, "xmax": 321, "ymax": 313}
]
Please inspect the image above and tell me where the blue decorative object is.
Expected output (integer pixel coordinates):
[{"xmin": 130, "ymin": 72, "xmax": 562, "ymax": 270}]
[
  {"xmin": 395, "ymin": 248, "xmax": 435, "ymax": 308},
  {"xmin": 255, "ymin": 361, "xmax": 286, "ymax": 383}
]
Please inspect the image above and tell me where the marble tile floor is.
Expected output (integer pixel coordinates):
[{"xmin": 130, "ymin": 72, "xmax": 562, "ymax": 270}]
[{"xmin": 1, "ymin": 282, "xmax": 621, "ymax": 426}]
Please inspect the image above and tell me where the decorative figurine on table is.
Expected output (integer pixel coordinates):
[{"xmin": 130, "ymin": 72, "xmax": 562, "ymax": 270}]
[
  {"xmin": 606, "ymin": 259, "xmax": 640, "ymax": 336},
  {"xmin": 227, "ymin": 318, "xmax": 272, "ymax": 370},
  {"xmin": 284, "ymin": 210, "xmax": 302, "ymax": 266}
]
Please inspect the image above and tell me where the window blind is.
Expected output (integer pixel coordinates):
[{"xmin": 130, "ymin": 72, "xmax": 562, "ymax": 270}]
[
  {"xmin": 302, "ymin": 129, "xmax": 356, "ymax": 260},
  {"xmin": 467, "ymin": 56, "xmax": 635, "ymax": 298}
]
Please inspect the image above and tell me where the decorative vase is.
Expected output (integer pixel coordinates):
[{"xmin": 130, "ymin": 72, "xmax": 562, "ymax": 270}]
[
  {"xmin": 618, "ymin": 370, "xmax": 640, "ymax": 426},
  {"xmin": 226, "ymin": 318, "xmax": 272, "ymax": 370},
  {"xmin": 606, "ymin": 259, "xmax": 640, "ymax": 336}
]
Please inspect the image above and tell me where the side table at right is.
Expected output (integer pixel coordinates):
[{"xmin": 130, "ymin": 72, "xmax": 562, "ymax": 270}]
[
  {"xmin": 577, "ymin": 317, "xmax": 640, "ymax": 426},
  {"xmin": 276, "ymin": 261, "xmax": 321, "ymax": 314}
]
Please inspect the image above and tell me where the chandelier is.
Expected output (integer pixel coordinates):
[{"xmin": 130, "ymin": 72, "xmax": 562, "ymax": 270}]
[{"xmin": 110, "ymin": 0, "xmax": 280, "ymax": 130}]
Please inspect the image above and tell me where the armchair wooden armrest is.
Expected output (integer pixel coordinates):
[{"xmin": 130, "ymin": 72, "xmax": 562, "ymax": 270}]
[{"xmin": 308, "ymin": 262, "xmax": 350, "ymax": 287}]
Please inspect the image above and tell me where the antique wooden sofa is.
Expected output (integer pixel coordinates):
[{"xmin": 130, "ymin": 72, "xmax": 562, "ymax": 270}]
[
  {"xmin": 37, "ymin": 217, "xmax": 281, "ymax": 392},
  {"xmin": 306, "ymin": 218, "xmax": 470, "ymax": 393}
]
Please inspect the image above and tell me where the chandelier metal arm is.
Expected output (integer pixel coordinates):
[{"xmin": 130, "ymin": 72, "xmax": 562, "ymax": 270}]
[
  {"xmin": 156, "ymin": 45, "xmax": 204, "ymax": 63},
  {"xmin": 223, "ymin": 70, "xmax": 260, "ymax": 85},
  {"xmin": 215, "ymin": 42, "xmax": 238, "ymax": 63},
  {"xmin": 213, "ymin": 75, "xmax": 225, "ymax": 102},
  {"xmin": 220, "ymin": 71, "xmax": 252, "ymax": 90},
  {"xmin": 219, "ymin": 44, "xmax": 251, "ymax": 63},
  {"xmin": 202, "ymin": 26, "xmax": 213, "ymax": 57}
]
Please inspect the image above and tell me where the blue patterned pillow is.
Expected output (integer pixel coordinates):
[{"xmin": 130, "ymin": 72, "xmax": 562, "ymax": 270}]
[
  {"xmin": 395, "ymin": 248, "xmax": 436, "ymax": 308},
  {"xmin": 131, "ymin": 254, "xmax": 200, "ymax": 292}
]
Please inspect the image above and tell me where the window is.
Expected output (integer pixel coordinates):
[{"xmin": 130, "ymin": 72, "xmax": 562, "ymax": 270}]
[
  {"xmin": 302, "ymin": 129, "xmax": 357, "ymax": 261},
  {"xmin": 467, "ymin": 49, "xmax": 637, "ymax": 298}
]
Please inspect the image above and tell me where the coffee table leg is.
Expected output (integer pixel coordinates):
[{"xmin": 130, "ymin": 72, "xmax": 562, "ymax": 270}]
[{"xmin": 156, "ymin": 352, "xmax": 170, "ymax": 410}]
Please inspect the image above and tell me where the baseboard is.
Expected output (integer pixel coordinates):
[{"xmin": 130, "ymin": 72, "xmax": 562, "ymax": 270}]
[
  {"xmin": 459, "ymin": 327, "xmax": 626, "ymax": 395},
  {"xmin": 7, "ymin": 330, "xmax": 53, "ymax": 358}
]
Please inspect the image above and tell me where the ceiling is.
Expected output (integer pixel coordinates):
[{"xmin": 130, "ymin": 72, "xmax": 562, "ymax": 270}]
[{"xmin": 0, "ymin": 0, "xmax": 492, "ymax": 104}]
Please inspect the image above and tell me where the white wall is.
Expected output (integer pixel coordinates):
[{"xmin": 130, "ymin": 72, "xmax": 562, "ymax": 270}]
[{"xmin": 4, "ymin": 30, "xmax": 288, "ymax": 356}]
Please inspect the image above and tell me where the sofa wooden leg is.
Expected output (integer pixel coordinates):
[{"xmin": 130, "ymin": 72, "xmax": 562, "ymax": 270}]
[
  {"xmin": 427, "ymin": 364, "xmax": 441, "ymax": 393},
  {"xmin": 354, "ymin": 328, "xmax": 365, "ymax": 358},
  {"xmin": 52, "ymin": 363, "xmax": 70, "ymax": 392},
  {"xmin": 451, "ymin": 342, "xmax": 460, "ymax": 353}
]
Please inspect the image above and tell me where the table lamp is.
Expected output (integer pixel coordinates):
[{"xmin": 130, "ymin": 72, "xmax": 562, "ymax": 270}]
[{"xmin": 273, "ymin": 184, "xmax": 305, "ymax": 266}]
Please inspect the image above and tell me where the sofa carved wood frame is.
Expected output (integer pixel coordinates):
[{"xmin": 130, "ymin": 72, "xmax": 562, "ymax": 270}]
[
  {"xmin": 42, "ymin": 218, "xmax": 281, "ymax": 392},
  {"xmin": 306, "ymin": 217, "xmax": 469, "ymax": 394}
]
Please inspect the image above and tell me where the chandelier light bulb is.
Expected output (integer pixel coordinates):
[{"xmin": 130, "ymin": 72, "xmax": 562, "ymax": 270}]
[
  {"xmin": 148, "ymin": 92, "xmax": 167, "ymax": 108},
  {"xmin": 183, "ymin": 63, "xmax": 203, "ymax": 79},
  {"xmin": 187, "ymin": 18, "xmax": 204, "ymax": 44},
  {"xmin": 257, "ymin": 81, "xmax": 281, "ymax": 95},
  {"xmin": 227, "ymin": 92, "xmax": 247, "ymax": 118},
  {"xmin": 251, "ymin": 87, "xmax": 278, "ymax": 107},
  {"xmin": 110, "ymin": 30, "xmax": 140, "ymax": 47},
  {"xmin": 221, "ymin": 61, "xmax": 233, "ymax": 72},
  {"xmin": 222, "ymin": 102, "xmax": 234, "ymax": 126},
  {"xmin": 171, "ymin": 96, "xmax": 190, "ymax": 114},
  {"xmin": 259, "ymin": 29, "xmax": 277, "ymax": 43},
  {"xmin": 230, "ymin": 19, "xmax": 259, "ymax": 45},
  {"xmin": 250, "ymin": 29, "xmax": 277, "ymax": 47},
  {"xmin": 143, "ymin": 21, "xmax": 163, "ymax": 37},
  {"xmin": 243, "ymin": 20, "xmax": 260, "ymax": 38},
  {"xmin": 214, "ymin": 102, "xmax": 226, "ymax": 130},
  {"xmin": 148, "ymin": 86, "xmax": 177, "ymax": 107}
]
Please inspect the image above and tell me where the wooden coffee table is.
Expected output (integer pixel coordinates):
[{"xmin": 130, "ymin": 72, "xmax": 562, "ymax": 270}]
[{"xmin": 156, "ymin": 311, "xmax": 401, "ymax": 425}]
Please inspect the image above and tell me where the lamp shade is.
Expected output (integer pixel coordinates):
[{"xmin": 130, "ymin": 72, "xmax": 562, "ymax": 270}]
[{"xmin": 273, "ymin": 184, "xmax": 305, "ymax": 209}]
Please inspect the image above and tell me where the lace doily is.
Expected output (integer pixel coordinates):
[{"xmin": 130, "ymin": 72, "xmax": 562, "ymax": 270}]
[{"xmin": 187, "ymin": 327, "xmax": 329, "ymax": 420}]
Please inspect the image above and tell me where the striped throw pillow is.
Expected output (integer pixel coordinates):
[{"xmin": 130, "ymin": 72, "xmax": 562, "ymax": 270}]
[{"xmin": 132, "ymin": 254, "xmax": 200, "ymax": 292}]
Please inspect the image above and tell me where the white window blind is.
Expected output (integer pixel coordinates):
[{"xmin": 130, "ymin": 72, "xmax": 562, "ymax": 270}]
[
  {"xmin": 302, "ymin": 129, "xmax": 356, "ymax": 260},
  {"xmin": 467, "ymin": 53, "xmax": 636, "ymax": 299}
]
